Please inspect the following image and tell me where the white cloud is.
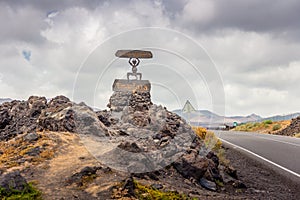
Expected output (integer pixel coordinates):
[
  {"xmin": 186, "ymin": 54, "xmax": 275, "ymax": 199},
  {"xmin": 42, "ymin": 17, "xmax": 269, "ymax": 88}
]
[{"xmin": 180, "ymin": 0, "xmax": 215, "ymax": 25}]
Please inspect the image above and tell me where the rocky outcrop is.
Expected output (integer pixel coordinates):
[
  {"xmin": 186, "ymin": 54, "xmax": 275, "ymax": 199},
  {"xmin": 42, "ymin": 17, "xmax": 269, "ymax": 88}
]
[
  {"xmin": 0, "ymin": 96, "xmax": 75, "ymax": 141},
  {"xmin": 0, "ymin": 96, "xmax": 47, "ymax": 141},
  {"xmin": 0, "ymin": 91, "xmax": 230, "ymax": 192},
  {"xmin": 38, "ymin": 95, "xmax": 75, "ymax": 132},
  {"xmin": 277, "ymin": 116, "xmax": 300, "ymax": 136},
  {"xmin": 0, "ymin": 170, "xmax": 28, "ymax": 194}
]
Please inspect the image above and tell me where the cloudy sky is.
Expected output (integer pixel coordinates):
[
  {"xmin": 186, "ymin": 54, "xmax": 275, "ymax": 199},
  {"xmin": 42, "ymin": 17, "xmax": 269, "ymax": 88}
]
[{"xmin": 1, "ymin": 0, "xmax": 300, "ymax": 117}]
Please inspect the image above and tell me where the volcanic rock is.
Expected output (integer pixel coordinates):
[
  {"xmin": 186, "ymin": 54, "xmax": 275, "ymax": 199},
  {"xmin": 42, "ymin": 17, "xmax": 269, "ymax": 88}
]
[
  {"xmin": 38, "ymin": 96, "xmax": 75, "ymax": 132},
  {"xmin": 0, "ymin": 96, "xmax": 46, "ymax": 141},
  {"xmin": 23, "ymin": 132, "xmax": 39, "ymax": 142},
  {"xmin": 0, "ymin": 170, "xmax": 28, "ymax": 194},
  {"xmin": 277, "ymin": 116, "xmax": 300, "ymax": 136},
  {"xmin": 199, "ymin": 178, "xmax": 217, "ymax": 191},
  {"xmin": 0, "ymin": 91, "xmax": 228, "ymax": 193}
]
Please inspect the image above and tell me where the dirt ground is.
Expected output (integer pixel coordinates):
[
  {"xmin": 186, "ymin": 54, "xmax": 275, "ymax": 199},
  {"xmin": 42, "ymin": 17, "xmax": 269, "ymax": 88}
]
[{"xmin": 2, "ymin": 131, "xmax": 300, "ymax": 199}]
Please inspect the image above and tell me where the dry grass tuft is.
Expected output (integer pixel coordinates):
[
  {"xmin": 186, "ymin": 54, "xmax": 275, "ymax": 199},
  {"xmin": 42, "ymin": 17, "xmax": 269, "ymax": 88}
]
[
  {"xmin": 192, "ymin": 126, "xmax": 229, "ymax": 166},
  {"xmin": 192, "ymin": 126, "xmax": 222, "ymax": 151},
  {"xmin": 0, "ymin": 131, "xmax": 64, "ymax": 170}
]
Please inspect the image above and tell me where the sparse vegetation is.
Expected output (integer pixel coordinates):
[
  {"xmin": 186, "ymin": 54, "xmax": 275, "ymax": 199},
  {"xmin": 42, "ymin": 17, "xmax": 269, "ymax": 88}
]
[
  {"xmin": 216, "ymin": 148, "xmax": 230, "ymax": 166},
  {"xmin": 0, "ymin": 131, "xmax": 60, "ymax": 169},
  {"xmin": 192, "ymin": 126, "xmax": 222, "ymax": 151},
  {"xmin": 294, "ymin": 133, "xmax": 300, "ymax": 138},
  {"xmin": 272, "ymin": 124, "xmax": 281, "ymax": 131},
  {"xmin": 263, "ymin": 120, "xmax": 273, "ymax": 125},
  {"xmin": 192, "ymin": 127, "xmax": 230, "ymax": 166},
  {"xmin": 134, "ymin": 180, "xmax": 190, "ymax": 200},
  {"xmin": 112, "ymin": 179, "xmax": 193, "ymax": 200},
  {"xmin": 233, "ymin": 120, "xmax": 290, "ymax": 134},
  {"xmin": 0, "ymin": 182, "xmax": 41, "ymax": 200}
]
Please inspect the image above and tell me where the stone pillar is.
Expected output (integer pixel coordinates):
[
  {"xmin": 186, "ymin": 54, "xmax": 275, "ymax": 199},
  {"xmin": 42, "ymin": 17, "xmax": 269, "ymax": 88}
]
[{"xmin": 107, "ymin": 79, "xmax": 152, "ymax": 112}]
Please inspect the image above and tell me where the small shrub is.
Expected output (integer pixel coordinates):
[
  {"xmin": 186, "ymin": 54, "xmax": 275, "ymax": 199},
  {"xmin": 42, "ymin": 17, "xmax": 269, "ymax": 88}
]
[
  {"xmin": 253, "ymin": 122, "xmax": 260, "ymax": 127},
  {"xmin": 0, "ymin": 182, "xmax": 41, "ymax": 200},
  {"xmin": 192, "ymin": 127, "xmax": 222, "ymax": 151},
  {"xmin": 192, "ymin": 127, "xmax": 207, "ymax": 140},
  {"xmin": 134, "ymin": 180, "xmax": 189, "ymax": 200},
  {"xmin": 217, "ymin": 148, "xmax": 230, "ymax": 166},
  {"xmin": 272, "ymin": 124, "xmax": 281, "ymax": 131},
  {"xmin": 263, "ymin": 120, "xmax": 273, "ymax": 125},
  {"xmin": 215, "ymin": 179, "xmax": 224, "ymax": 187}
]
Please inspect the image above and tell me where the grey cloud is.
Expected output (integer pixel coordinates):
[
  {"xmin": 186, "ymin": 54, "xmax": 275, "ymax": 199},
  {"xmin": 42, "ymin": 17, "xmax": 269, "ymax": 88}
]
[
  {"xmin": 0, "ymin": 0, "xmax": 299, "ymax": 117},
  {"xmin": 0, "ymin": 0, "xmax": 102, "ymax": 11},
  {"xmin": 0, "ymin": 2, "xmax": 47, "ymax": 44},
  {"xmin": 214, "ymin": 0, "xmax": 300, "ymax": 32},
  {"xmin": 176, "ymin": 0, "xmax": 300, "ymax": 40}
]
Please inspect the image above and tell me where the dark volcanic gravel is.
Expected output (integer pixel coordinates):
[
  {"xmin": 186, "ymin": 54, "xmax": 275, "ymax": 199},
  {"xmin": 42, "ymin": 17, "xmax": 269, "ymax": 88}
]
[{"xmin": 224, "ymin": 146, "xmax": 300, "ymax": 200}]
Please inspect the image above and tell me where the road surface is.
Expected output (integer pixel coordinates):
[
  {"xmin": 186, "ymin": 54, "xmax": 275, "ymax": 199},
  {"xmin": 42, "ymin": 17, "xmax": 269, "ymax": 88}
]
[{"xmin": 214, "ymin": 131, "xmax": 300, "ymax": 181}]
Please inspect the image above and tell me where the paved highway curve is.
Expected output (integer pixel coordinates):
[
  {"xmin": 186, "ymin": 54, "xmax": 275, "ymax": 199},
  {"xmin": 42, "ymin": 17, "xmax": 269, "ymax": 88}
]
[{"xmin": 214, "ymin": 131, "xmax": 300, "ymax": 181}]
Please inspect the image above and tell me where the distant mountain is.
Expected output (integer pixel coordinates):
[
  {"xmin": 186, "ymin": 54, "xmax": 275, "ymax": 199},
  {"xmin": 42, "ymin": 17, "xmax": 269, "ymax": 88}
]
[
  {"xmin": 257, "ymin": 113, "xmax": 300, "ymax": 122},
  {"xmin": 0, "ymin": 98, "xmax": 12, "ymax": 105},
  {"xmin": 173, "ymin": 109, "xmax": 300, "ymax": 128},
  {"xmin": 173, "ymin": 109, "xmax": 261, "ymax": 124}
]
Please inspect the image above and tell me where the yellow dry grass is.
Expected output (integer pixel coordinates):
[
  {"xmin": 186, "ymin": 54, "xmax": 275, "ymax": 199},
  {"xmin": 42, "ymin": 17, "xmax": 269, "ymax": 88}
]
[
  {"xmin": 192, "ymin": 126, "xmax": 229, "ymax": 166},
  {"xmin": 192, "ymin": 126, "xmax": 222, "ymax": 151},
  {"xmin": 294, "ymin": 133, "xmax": 300, "ymax": 138},
  {"xmin": 233, "ymin": 120, "xmax": 291, "ymax": 134}
]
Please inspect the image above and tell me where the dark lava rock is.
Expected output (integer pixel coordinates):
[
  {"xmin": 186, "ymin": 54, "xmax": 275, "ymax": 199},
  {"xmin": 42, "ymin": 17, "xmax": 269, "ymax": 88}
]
[
  {"xmin": 225, "ymin": 165, "xmax": 238, "ymax": 179},
  {"xmin": 122, "ymin": 177, "xmax": 136, "ymax": 197},
  {"xmin": 80, "ymin": 166, "xmax": 100, "ymax": 176},
  {"xmin": 66, "ymin": 166, "xmax": 101, "ymax": 186},
  {"xmin": 96, "ymin": 110, "xmax": 111, "ymax": 127},
  {"xmin": 23, "ymin": 132, "xmax": 39, "ymax": 142},
  {"xmin": 0, "ymin": 109, "xmax": 10, "ymax": 129},
  {"xmin": 0, "ymin": 170, "xmax": 28, "ymax": 193},
  {"xmin": 232, "ymin": 180, "xmax": 247, "ymax": 189},
  {"xmin": 277, "ymin": 116, "xmax": 300, "ymax": 136},
  {"xmin": 151, "ymin": 183, "xmax": 163, "ymax": 190},
  {"xmin": 38, "ymin": 96, "xmax": 75, "ymax": 132},
  {"xmin": 199, "ymin": 178, "xmax": 217, "ymax": 191},
  {"xmin": 39, "ymin": 108, "xmax": 75, "ymax": 132},
  {"xmin": 27, "ymin": 96, "xmax": 47, "ymax": 118},
  {"xmin": 26, "ymin": 146, "xmax": 41, "ymax": 156},
  {"xmin": 47, "ymin": 95, "xmax": 72, "ymax": 109},
  {"xmin": 0, "ymin": 98, "xmax": 40, "ymax": 141},
  {"xmin": 173, "ymin": 151, "xmax": 209, "ymax": 180},
  {"xmin": 206, "ymin": 151, "xmax": 219, "ymax": 167},
  {"xmin": 118, "ymin": 142, "xmax": 142, "ymax": 153},
  {"xmin": 0, "ymin": 95, "xmax": 76, "ymax": 141}
]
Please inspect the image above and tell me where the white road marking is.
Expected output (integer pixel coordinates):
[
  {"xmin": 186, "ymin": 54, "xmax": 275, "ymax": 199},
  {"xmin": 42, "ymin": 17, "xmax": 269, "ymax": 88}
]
[
  {"xmin": 219, "ymin": 138, "xmax": 300, "ymax": 179},
  {"xmin": 219, "ymin": 131, "xmax": 300, "ymax": 147}
]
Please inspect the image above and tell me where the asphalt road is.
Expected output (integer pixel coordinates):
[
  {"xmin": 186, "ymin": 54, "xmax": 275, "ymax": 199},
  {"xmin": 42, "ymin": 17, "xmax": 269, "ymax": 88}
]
[{"xmin": 214, "ymin": 131, "xmax": 300, "ymax": 180}]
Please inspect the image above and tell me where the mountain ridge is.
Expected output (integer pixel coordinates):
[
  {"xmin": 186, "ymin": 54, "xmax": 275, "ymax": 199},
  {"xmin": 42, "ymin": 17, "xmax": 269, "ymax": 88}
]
[
  {"xmin": 173, "ymin": 109, "xmax": 300, "ymax": 126},
  {"xmin": 0, "ymin": 98, "xmax": 12, "ymax": 104}
]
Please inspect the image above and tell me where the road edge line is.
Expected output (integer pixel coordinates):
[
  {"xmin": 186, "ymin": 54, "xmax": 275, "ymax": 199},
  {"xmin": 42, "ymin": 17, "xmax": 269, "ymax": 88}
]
[{"xmin": 220, "ymin": 138, "xmax": 300, "ymax": 179}]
